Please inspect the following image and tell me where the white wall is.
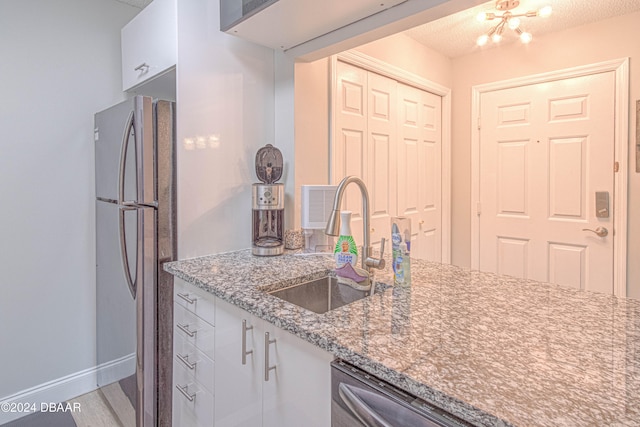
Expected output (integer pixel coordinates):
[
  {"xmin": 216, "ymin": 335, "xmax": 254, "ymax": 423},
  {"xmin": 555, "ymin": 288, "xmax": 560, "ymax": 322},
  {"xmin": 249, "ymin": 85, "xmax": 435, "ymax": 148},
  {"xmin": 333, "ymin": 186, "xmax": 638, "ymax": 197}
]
[
  {"xmin": 176, "ymin": 0, "xmax": 275, "ymax": 258},
  {"xmin": 0, "ymin": 0, "xmax": 139, "ymax": 416}
]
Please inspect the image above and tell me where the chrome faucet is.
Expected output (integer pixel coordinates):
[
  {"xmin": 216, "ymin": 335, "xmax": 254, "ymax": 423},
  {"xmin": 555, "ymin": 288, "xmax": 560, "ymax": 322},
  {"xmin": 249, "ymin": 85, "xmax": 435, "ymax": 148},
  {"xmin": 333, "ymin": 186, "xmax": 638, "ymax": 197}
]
[{"xmin": 325, "ymin": 176, "xmax": 385, "ymax": 287}]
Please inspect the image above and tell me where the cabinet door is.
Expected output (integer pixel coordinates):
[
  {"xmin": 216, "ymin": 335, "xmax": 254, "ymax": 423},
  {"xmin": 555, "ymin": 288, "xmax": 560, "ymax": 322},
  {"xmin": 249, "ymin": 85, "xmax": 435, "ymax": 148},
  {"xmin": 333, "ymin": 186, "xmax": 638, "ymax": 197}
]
[
  {"xmin": 214, "ymin": 298, "xmax": 263, "ymax": 426},
  {"xmin": 172, "ymin": 358, "xmax": 214, "ymax": 427},
  {"xmin": 121, "ymin": 0, "xmax": 177, "ymax": 91},
  {"xmin": 262, "ymin": 323, "xmax": 333, "ymax": 427}
]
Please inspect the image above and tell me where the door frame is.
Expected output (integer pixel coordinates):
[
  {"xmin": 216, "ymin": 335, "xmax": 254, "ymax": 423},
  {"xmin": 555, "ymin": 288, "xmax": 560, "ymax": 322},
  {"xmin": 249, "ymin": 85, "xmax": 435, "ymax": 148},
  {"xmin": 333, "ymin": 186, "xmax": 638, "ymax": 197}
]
[
  {"xmin": 471, "ymin": 58, "xmax": 629, "ymax": 296},
  {"xmin": 329, "ymin": 50, "xmax": 452, "ymax": 263}
]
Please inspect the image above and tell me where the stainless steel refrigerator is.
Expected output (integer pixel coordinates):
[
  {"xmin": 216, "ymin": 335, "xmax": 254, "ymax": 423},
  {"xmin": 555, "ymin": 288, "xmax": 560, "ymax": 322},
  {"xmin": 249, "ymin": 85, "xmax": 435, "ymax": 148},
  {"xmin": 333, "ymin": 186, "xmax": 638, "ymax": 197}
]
[{"xmin": 95, "ymin": 95, "xmax": 176, "ymax": 427}]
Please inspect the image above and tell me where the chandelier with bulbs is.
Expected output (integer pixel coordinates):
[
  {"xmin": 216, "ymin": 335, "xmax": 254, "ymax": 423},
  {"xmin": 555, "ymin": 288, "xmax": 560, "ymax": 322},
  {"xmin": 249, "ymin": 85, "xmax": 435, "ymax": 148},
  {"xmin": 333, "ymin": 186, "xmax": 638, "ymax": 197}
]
[{"xmin": 476, "ymin": 0, "xmax": 552, "ymax": 46}]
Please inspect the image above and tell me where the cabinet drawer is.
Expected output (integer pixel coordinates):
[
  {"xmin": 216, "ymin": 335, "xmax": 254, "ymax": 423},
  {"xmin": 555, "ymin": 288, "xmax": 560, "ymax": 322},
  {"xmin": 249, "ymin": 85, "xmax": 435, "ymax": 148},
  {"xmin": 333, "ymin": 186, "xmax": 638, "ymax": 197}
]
[
  {"xmin": 174, "ymin": 333, "xmax": 214, "ymax": 394},
  {"xmin": 174, "ymin": 304, "xmax": 214, "ymax": 359},
  {"xmin": 174, "ymin": 279, "xmax": 215, "ymax": 325},
  {"xmin": 173, "ymin": 359, "xmax": 214, "ymax": 427}
]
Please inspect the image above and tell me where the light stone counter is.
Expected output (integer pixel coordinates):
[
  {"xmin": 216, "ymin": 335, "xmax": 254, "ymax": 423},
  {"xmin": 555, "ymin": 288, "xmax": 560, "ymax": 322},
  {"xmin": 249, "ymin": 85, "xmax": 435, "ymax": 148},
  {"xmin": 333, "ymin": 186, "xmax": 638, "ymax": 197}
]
[{"xmin": 164, "ymin": 249, "xmax": 640, "ymax": 427}]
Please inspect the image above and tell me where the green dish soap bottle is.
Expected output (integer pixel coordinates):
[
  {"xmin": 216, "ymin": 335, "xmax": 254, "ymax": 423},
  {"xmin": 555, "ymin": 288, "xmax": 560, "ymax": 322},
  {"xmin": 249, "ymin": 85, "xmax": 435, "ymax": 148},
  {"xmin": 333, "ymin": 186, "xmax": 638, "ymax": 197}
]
[{"xmin": 334, "ymin": 211, "xmax": 358, "ymax": 268}]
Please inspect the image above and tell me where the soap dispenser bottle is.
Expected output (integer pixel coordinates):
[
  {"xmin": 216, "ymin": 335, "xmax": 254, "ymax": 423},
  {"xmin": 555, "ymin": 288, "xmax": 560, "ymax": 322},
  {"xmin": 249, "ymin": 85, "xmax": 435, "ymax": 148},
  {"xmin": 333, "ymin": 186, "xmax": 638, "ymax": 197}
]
[
  {"xmin": 334, "ymin": 211, "xmax": 358, "ymax": 268},
  {"xmin": 396, "ymin": 241, "xmax": 410, "ymax": 286}
]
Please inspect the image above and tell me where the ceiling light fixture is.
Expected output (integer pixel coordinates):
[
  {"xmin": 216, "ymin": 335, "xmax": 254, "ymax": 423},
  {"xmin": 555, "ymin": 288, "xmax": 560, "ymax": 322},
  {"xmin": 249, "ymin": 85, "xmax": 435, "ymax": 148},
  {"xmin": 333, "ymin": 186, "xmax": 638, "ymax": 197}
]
[{"xmin": 476, "ymin": 0, "xmax": 552, "ymax": 46}]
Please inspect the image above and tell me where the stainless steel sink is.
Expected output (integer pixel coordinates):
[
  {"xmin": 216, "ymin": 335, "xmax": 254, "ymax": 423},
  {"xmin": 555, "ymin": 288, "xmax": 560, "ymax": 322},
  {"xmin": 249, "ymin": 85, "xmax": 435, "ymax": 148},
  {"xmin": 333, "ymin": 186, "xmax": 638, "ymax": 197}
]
[{"xmin": 269, "ymin": 276, "xmax": 375, "ymax": 314}]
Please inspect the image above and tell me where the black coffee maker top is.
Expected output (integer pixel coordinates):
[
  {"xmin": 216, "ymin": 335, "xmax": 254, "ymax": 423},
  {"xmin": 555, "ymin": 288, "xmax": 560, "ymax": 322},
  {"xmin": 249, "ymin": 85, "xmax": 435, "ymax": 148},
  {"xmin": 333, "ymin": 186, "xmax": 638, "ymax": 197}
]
[{"xmin": 255, "ymin": 144, "xmax": 283, "ymax": 184}]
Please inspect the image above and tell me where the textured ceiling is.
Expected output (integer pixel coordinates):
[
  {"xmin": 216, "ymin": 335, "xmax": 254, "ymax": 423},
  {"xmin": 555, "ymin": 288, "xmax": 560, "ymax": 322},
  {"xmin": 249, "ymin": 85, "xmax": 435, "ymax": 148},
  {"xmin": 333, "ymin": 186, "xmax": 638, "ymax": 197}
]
[{"xmin": 404, "ymin": 0, "xmax": 640, "ymax": 58}]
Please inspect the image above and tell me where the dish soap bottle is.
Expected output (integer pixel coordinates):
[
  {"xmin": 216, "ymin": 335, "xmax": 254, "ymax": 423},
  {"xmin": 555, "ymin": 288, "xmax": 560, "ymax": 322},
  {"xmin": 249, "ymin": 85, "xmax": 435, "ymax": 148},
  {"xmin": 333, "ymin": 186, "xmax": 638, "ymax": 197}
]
[{"xmin": 334, "ymin": 211, "xmax": 358, "ymax": 268}]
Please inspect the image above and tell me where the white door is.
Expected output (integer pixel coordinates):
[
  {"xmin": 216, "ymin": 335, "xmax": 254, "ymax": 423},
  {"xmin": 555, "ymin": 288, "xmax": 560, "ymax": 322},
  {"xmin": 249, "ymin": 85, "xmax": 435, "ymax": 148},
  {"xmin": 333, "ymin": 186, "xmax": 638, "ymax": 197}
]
[
  {"xmin": 333, "ymin": 60, "xmax": 443, "ymax": 261},
  {"xmin": 397, "ymin": 83, "xmax": 443, "ymax": 261},
  {"xmin": 366, "ymin": 71, "xmax": 398, "ymax": 249},
  {"xmin": 333, "ymin": 61, "xmax": 368, "ymax": 248},
  {"xmin": 478, "ymin": 71, "xmax": 616, "ymax": 293}
]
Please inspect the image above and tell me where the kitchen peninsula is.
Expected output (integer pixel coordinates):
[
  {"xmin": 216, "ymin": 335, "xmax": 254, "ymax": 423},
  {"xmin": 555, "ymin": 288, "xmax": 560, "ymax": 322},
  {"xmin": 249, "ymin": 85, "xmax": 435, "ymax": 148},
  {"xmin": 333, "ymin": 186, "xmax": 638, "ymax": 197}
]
[{"xmin": 164, "ymin": 250, "xmax": 640, "ymax": 426}]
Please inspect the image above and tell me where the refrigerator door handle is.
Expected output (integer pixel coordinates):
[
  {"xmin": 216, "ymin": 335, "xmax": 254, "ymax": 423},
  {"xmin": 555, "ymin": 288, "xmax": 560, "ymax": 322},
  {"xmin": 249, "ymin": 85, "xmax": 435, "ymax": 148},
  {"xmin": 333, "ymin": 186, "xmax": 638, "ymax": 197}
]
[
  {"xmin": 118, "ymin": 110, "xmax": 135, "ymax": 205},
  {"xmin": 119, "ymin": 205, "xmax": 138, "ymax": 299}
]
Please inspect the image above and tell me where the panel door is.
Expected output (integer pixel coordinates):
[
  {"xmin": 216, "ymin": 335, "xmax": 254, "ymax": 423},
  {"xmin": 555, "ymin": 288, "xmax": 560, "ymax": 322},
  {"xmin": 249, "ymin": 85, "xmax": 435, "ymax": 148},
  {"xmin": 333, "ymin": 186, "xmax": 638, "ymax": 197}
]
[
  {"xmin": 333, "ymin": 61, "xmax": 368, "ymax": 247},
  {"xmin": 366, "ymin": 72, "xmax": 397, "ymax": 248},
  {"xmin": 334, "ymin": 61, "xmax": 443, "ymax": 259},
  {"xmin": 478, "ymin": 72, "xmax": 615, "ymax": 293},
  {"xmin": 397, "ymin": 83, "xmax": 443, "ymax": 261}
]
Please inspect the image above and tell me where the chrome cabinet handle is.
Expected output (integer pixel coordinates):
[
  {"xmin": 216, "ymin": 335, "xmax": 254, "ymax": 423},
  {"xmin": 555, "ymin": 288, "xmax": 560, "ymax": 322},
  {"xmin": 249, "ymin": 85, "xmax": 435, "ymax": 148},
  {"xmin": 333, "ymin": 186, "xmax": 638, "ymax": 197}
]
[
  {"xmin": 264, "ymin": 332, "xmax": 276, "ymax": 382},
  {"xmin": 175, "ymin": 384, "xmax": 195, "ymax": 402},
  {"xmin": 177, "ymin": 293, "xmax": 196, "ymax": 304},
  {"xmin": 241, "ymin": 319, "xmax": 254, "ymax": 365},
  {"xmin": 177, "ymin": 353, "xmax": 196, "ymax": 370},
  {"xmin": 134, "ymin": 62, "xmax": 150, "ymax": 72},
  {"xmin": 176, "ymin": 323, "xmax": 196, "ymax": 337},
  {"xmin": 582, "ymin": 226, "xmax": 608, "ymax": 237}
]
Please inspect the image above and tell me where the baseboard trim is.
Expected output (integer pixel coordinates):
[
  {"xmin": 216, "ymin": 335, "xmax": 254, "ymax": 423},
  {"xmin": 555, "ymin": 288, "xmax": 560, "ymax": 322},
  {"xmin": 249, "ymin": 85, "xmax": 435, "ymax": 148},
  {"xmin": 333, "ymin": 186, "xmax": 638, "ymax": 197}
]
[{"xmin": 0, "ymin": 354, "xmax": 135, "ymax": 424}]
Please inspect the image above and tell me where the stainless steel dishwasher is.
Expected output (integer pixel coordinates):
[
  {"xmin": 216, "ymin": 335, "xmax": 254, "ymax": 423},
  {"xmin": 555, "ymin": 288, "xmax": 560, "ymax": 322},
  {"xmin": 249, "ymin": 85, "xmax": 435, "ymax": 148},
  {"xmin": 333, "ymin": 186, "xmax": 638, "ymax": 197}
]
[{"xmin": 331, "ymin": 360, "xmax": 473, "ymax": 427}]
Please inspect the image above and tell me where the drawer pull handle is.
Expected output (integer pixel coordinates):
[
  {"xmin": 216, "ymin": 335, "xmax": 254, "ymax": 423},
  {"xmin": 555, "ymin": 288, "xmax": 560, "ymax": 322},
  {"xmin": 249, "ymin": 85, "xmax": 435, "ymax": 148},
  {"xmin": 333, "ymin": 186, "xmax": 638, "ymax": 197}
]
[
  {"xmin": 242, "ymin": 319, "xmax": 254, "ymax": 365},
  {"xmin": 177, "ymin": 323, "xmax": 196, "ymax": 337},
  {"xmin": 177, "ymin": 293, "xmax": 197, "ymax": 304},
  {"xmin": 177, "ymin": 353, "xmax": 197, "ymax": 370},
  {"xmin": 175, "ymin": 384, "xmax": 195, "ymax": 402},
  {"xmin": 264, "ymin": 332, "xmax": 276, "ymax": 382},
  {"xmin": 135, "ymin": 62, "xmax": 150, "ymax": 72}
]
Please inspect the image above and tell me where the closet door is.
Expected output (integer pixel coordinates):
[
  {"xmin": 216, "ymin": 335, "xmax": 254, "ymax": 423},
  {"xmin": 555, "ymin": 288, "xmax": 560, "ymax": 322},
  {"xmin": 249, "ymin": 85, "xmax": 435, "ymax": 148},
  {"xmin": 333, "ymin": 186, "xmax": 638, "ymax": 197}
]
[
  {"xmin": 333, "ymin": 61, "xmax": 367, "ymax": 247},
  {"xmin": 397, "ymin": 83, "xmax": 442, "ymax": 261},
  {"xmin": 333, "ymin": 60, "xmax": 442, "ymax": 261},
  {"xmin": 366, "ymin": 72, "xmax": 397, "ymax": 248}
]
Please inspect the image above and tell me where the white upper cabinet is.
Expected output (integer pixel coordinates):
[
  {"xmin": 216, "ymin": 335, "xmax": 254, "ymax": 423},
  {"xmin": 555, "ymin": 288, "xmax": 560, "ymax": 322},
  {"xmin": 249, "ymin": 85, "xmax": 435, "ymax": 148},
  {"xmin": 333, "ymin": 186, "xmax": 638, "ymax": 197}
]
[
  {"xmin": 121, "ymin": 0, "xmax": 177, "ymax": 91},
  {"xmin": 220, "ymin": 0, "xmax": 407, "ymax": 50}
]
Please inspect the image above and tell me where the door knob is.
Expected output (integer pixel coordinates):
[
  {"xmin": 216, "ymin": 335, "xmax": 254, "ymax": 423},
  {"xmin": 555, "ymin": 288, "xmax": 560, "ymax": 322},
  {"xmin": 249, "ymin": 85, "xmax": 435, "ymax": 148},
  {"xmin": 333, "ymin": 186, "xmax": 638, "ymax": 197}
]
[{"xmin": 582, "ymin": 226, "xmax": 608, "ymax": 237}]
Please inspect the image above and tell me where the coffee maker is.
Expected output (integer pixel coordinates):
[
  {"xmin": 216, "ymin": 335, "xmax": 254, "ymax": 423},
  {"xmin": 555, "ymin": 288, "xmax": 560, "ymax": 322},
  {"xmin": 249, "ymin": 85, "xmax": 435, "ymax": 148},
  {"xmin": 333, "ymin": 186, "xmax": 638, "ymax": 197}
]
[{"xmin": 252, "ymin": 144, "xmax": 284, "ymax": 256}]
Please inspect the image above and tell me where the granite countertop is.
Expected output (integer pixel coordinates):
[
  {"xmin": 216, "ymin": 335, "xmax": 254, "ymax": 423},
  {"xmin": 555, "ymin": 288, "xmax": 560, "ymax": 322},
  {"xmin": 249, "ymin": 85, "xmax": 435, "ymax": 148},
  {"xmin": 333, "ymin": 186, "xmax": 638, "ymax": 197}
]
[{"xmin": 164, "ymin": 249, "xmax": 640, "ymax": 427}]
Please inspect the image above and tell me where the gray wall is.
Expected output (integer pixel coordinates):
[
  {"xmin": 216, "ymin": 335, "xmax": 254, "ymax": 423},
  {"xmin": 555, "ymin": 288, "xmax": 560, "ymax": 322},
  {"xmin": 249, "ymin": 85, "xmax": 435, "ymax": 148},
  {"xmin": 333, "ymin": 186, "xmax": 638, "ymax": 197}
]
[{"xmin": 0, "ymin": 0, "xmax": 139, "ymax": 406}]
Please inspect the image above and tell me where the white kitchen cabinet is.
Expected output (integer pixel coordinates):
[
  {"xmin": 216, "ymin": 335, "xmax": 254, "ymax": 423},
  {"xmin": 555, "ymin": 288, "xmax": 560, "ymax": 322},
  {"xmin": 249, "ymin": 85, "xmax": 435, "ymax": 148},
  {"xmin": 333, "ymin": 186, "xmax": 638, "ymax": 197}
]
[
  {"xmin": 262, "ymin": 320, "xmax": 333, "ymax": 427},
  {"xmin": 121, "ymin": 0, "xmax": 177, "ymax": 91},
  {"xmin": 172, "ymin": 279, "xmax": 215, "ymax": 427},
  {"xmin": 214, "ymin": 298, "xmax": 333, "ymax": 427},
  {"xmin": 214, "ymin": 298, "xmax": 262, "ymax": 426}
]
